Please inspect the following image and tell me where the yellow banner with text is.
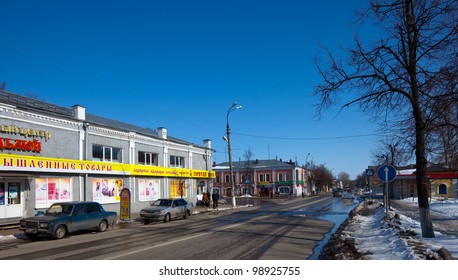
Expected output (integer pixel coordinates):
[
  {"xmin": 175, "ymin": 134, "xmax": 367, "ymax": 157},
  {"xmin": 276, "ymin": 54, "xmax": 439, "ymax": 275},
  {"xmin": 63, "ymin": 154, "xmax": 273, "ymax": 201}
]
[{"xmin": 0, "ymin": 153, "xmax": 215, "ymax": 179}]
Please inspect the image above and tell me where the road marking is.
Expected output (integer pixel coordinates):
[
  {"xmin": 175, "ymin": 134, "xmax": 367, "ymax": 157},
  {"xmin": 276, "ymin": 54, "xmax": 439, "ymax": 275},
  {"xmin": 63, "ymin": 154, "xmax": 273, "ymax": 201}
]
[{"xmin": 105, "ymin": 221, "xmax": 245, "ymax": 260}]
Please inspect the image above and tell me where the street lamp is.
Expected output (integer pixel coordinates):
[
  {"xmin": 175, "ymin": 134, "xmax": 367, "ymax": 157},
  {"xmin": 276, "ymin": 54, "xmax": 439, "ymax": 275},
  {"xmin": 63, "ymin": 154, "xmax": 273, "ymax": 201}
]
[{"xmin": 225, "ymin": 102, "xmax": 242, "ymax": 207}]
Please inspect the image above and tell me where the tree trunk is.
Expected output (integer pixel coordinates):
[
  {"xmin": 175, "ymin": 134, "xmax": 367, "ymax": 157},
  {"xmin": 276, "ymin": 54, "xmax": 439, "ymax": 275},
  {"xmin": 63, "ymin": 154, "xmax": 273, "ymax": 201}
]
[{"xmin": 415, "ymin": 119, "xmax": 435, "ymax": 238}]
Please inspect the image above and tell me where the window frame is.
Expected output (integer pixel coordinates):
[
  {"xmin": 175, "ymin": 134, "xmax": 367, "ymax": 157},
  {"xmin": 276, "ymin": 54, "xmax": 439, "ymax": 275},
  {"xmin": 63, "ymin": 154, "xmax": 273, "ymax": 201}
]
[
  {"xmin": 170, "ymin": 155, "xmax": 185, "ymax": 168},
  {"xmin": 92, "ymin": 144, "xmax": 123, "ymax": 163},
  {"xmin": 138, "ymin": 151, "xmax": 158, "ymax": 165}
]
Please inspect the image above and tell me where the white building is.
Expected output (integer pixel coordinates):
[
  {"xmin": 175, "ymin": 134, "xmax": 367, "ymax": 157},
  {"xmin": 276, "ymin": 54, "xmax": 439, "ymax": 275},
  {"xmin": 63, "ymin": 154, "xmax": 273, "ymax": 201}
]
[{"xmin": 0, "ymin": 90, "xmax": 214, "ymax": 225}]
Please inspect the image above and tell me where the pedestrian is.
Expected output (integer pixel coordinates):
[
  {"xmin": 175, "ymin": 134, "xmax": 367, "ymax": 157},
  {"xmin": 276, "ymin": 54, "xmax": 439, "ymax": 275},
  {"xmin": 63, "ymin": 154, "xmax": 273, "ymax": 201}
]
[
  {"xmin": 202, "ymin": 192, "xmax": 209, "ymax": 207},
  {"xmin": 206, "ymin": 191, "xmax": 211, "ymax": 207},
  {"xmin": 211, "ymin": 190, "xmax": 219, "ymax": 209}
]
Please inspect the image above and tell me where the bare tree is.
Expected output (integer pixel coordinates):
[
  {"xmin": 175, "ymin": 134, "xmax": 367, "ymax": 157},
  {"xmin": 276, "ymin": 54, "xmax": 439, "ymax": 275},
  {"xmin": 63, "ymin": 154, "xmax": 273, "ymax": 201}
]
[
  {"xmin": 311, "ymin": 164, "xmax": 334, "ymax": 193},
  {"xmin": 371, "ymin": 137, "xmax": 412, "ymax": 166},
  {"xmin": 314, "ymin": 0, "xmax": 457, "ymax": 237},
  {"xmin": 427, "ymin": 96, "xmax": 458, "ymax": 168},
  {"xmin": 242, "ymin": 147, "xmax": 255, "ymax": 189},
  {"xmin": 337, "ymin": 171, "xmax": 351, "ymax": 188}
]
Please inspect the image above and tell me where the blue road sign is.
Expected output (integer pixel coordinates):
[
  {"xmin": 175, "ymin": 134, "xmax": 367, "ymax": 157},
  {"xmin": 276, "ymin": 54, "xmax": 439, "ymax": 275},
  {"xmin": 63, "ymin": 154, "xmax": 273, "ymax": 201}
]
[
  {"xmin": 377, "ymin": 165, "xmax": 397, "ymax": 182},
  {"xmin": 366, "ymin": 168, "xmax": 375, "ymax": 177}
]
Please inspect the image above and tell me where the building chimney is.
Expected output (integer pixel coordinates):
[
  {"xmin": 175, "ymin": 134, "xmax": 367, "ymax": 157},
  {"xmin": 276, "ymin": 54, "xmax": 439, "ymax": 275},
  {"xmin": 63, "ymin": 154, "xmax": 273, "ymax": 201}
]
[
  {"xmin": 72, "ymin": 105, "xmax": 86, "ymax": 121},
  {"xmin": 157, "ymin": 127, "xmax": 167, "ymax": 139},
  {"xmin": 203, "ymin": 139, "xmax": 212, "ymax": 149}
]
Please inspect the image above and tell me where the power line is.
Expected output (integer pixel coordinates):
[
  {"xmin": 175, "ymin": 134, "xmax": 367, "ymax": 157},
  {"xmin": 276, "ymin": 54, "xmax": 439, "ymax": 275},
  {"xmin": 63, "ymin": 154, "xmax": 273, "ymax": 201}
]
[{"xmin": 232, "ymin": 132, "xmax": 389, "ymax": 141}]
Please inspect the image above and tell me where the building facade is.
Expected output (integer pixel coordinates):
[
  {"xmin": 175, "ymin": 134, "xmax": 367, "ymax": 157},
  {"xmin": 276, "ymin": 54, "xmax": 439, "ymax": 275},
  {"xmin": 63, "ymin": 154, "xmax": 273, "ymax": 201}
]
[
  {"xmin": 0, "ymin": 90, "xmax": 214, "ymax": 225},
  {"xmin": 212, "ymin": 159, "xmax": 308, "ymax": 197},
  {"xmin": 366, "ymin": 165, "xmax": 458, "ymax": 200}
]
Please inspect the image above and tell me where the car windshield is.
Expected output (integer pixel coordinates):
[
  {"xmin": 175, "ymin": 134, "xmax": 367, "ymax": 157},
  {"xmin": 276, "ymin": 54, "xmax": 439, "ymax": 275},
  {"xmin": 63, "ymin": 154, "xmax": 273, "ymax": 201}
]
[
  {"xmin": 46, "ymin": 204, "xmax": 74, "ymax": 215},
  {"xmin": 152, "ymin": 199, "xmax": 172, "ymax": 207}
]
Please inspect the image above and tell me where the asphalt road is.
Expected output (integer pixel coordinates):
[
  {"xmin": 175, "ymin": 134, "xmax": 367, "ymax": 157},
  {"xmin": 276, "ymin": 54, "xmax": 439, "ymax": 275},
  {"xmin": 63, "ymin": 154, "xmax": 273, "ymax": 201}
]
[{"xmin": 0, "ymin": 195, "xmax": 354, "ymax": 260}]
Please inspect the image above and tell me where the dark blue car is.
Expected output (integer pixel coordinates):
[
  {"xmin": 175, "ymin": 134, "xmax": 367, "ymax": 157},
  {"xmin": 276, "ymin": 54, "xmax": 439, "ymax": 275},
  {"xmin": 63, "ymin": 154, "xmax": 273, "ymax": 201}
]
[{"xmin": 19, "ymin": 201, "xmax": 117, "ymax": 239}]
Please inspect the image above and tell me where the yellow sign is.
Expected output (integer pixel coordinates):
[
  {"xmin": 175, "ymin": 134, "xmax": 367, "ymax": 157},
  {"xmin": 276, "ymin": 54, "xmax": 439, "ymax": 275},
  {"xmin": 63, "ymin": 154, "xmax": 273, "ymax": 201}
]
[
  {"xmin": 0, "ymin": 153, "xmax": 216, "ymax": 178},
  {"xmin": 120, "ymin": 188, "xmax": 131, "ymax": 221}
]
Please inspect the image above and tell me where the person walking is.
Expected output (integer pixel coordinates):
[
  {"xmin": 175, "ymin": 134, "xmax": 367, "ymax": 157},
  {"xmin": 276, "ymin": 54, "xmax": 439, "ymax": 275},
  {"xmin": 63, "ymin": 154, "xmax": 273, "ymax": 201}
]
[{"xmin": 211, "ymin": 190, "xmax": 219, "ymax": 209}]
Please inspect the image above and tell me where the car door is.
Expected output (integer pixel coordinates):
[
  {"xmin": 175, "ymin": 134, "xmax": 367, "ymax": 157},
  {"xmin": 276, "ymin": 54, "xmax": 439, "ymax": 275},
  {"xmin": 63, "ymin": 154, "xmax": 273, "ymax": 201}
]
[
  {"xmin": 71, "ymin": 204, "xmax": 87, "ymax": 232},
  {"xmin": 176, "ymin": 199, "xmax": 186, "ymax": 217},
  {"xmin": 170, "ymin": 200, "xmax": 180, "ymax": 218},
  {"xmin": 85, "ymin": 203, "xmax": 104, "ymax": 229}
]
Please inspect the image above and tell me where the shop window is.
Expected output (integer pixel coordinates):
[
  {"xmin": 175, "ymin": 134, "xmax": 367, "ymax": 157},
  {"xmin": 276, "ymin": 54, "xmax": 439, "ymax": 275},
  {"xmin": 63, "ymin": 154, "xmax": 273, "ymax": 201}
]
[
  {"xmin": 138, "ymin": 151, "xmax": 158, "ymax": 165},
  {"xmin": 35, "ymin": 178, "xmax": 72, "ymax": 208},
  {"xmin": 138, "ymin": 179, "xmax": 160, "ymax": 201},
  {"xmin": 92, "ymin": 178, "xmax": 123, "ymax": 204},
  {"xmin": 0, "ymin": 183, "xmax": 4, "ymax": 205},
  {"xmin": 93, "ymin": 145, "xmax": 123, "ymax": 162},
  {"xmin": 278, "ymin": 186, "xmax": 290, "ymax": 194},
  {"xmin": 170, "ymin": 179, "xmax": 186, "ymax": 198},
  {"xmin": 170, "ymin": 155, "xmax": 185, "ymax": 168}
]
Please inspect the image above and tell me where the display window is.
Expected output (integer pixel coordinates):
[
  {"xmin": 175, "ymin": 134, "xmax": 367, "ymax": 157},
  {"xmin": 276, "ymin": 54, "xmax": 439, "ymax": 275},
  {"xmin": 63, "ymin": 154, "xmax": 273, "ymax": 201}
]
[
  {"xmin": 0, "ymin": 184, "xmax": 4, "ymax": 205},
  {"xmin": 170, "ymin": 179, "xmax": 187, "ymax": 198},
  {"xmin": 92, "ymin": 178, "xmax": 122, "ymax": 204},
  {"xmin": 138, "ymin": 179, "xmax": 160, "ymax": 201},
  {"xmin": 35, "ymin": 178, "xmax": 72, "ymax": 208}
]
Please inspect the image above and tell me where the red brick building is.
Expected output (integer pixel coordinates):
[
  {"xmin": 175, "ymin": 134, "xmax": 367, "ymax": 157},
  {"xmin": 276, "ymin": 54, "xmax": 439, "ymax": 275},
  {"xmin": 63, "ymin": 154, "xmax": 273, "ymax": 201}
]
[{"xmin": 212, "ymin": 159, "xmax": 308, "ymax": 197}]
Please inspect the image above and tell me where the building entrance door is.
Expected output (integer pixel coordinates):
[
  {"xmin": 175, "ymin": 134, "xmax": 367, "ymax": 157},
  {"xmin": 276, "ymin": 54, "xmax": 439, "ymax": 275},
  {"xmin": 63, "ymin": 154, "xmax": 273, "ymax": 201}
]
[{"xmin": 0, "ymin": 182, "xmax": 23, "ymax": 220}]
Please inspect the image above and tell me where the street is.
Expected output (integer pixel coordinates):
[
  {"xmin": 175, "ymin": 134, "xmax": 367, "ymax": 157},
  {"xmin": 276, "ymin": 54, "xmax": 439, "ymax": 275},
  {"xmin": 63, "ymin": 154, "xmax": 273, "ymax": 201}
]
[{"xmin": 0, "ymin": 195, "xmax": 358, "ymax": 260}]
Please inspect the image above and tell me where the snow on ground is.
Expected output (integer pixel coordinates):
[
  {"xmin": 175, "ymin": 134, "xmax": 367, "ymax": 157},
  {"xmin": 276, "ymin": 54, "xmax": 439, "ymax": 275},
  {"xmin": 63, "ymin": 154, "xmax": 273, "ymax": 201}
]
[
  {"xmin": 343, "ymin": 197, "xmax": 458, "ymax": 260},
  {"xmin": 0, "ymin": 232, "xmax": 19, "ymax": 242}
]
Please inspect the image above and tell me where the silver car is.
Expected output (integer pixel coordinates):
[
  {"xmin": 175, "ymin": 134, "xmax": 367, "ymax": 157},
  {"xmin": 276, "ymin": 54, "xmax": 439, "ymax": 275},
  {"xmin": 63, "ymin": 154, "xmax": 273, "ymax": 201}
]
[{"xmin": 140, "ymin": 198, "xmax": 193, "ymax": 224}]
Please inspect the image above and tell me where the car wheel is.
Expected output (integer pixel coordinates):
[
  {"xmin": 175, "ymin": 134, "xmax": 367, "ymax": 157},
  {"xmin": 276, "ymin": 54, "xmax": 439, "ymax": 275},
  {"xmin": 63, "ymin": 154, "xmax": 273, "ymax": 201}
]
[
  {"xmin": 183, "ymin": 210, "xmax": 190, "ymax": 219},
  {"xmin": 143, "ymin": 219, "xmax": 150, "ymax": 225},
  {"xmin": 54, "ymin": 225, "xmax": 67, "ymax": 239},
  {"xmin": 98, "ymin": 220, "xmax": 108, "ymax": 232},
  {"xmin": 163, "ymin": 213, "xmax": 171, "ymax": 223}
]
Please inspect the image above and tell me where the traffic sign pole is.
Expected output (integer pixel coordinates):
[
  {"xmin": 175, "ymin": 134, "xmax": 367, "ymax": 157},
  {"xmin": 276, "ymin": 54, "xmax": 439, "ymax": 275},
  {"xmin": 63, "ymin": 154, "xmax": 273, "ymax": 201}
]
[
  {"xmin": 366, "ymin": 168, "xmax": 375, "ymax": 200},
  {"xmin": 377, "ymin": 165, "xmax": 397, "ymax": 219}
]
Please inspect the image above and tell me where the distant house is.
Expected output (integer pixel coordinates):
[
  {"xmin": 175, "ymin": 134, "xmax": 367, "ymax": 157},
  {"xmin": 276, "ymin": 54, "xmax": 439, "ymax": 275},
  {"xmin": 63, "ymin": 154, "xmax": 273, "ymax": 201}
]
[
  {"xmin": 212, "ymin": 159, "xmax": 308, "ymax": 197},
  {"xmin": 367, "ymin": 164, "xmax": 458, "ymax": 200}
]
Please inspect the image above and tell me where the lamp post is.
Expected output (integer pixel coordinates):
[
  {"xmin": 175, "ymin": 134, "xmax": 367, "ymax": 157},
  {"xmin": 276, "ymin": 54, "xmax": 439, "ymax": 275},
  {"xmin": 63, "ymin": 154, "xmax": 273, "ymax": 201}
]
[{"xmin": 225, "ymin": 102, "xmax": 242, "ymax": 207}]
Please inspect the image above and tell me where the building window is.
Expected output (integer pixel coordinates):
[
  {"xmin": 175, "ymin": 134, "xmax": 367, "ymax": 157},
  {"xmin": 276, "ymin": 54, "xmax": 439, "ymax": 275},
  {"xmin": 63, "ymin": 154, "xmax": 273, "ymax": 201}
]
[
  {"xmin": 285, "ymin": 173, "xmax": 290, "ymax": 181},
  {"xmin": 170, "ymin": 155, "xmax": 185, "ymax": 168},
  {"xmin": 92, "ymin": 145, "xmax": 122, "ymax": 162},
  {"xmin": 266, "ymin": 173, "xmax": 270, "ymax": 182},
  {"xmin": 278, "ymin": 173, "xmax": 283, "ymax": 182},
  {"xmin": 225, "ymin": 175, "xmax": 230, "ymax": 183},
  {"xmin": 216, "ymin": 176, "xmax": 220, "ymax": 183},
  {"xmin": 259, "ymin": 174, "xmax": 264, "ymax": 182},
  {"xmin": 138, "ymin": 151, "xmax": 158, "ymax": 165}
]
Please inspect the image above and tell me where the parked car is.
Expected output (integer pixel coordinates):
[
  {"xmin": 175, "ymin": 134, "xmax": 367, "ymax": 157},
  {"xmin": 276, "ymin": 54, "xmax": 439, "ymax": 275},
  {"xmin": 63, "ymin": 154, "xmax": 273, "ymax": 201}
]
[
  {"xmin": 332, "ymin": 188, "xmax": 343, "ymax": 197},
  {"xmin": 19, "ymin": 201, "xmax": 117, "ymax": 239},
  {"xmin": 140, "ymin": 198, "xmax": 193, "ymax": 224}
]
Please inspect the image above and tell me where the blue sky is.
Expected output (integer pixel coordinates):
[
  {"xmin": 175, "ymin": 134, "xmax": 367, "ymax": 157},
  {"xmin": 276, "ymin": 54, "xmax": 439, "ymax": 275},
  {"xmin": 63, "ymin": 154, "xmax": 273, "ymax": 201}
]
[{"xmin": 0, "ymin": 0, "xmax": 382, "ymax": 179}]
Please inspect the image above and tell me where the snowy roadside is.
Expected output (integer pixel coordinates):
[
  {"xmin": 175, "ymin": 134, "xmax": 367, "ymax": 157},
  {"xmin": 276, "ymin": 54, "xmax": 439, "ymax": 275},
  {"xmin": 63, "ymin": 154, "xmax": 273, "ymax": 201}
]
[{"xmin": 321, "ymin": 198, "xmax": 458, "ymax": 260}]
